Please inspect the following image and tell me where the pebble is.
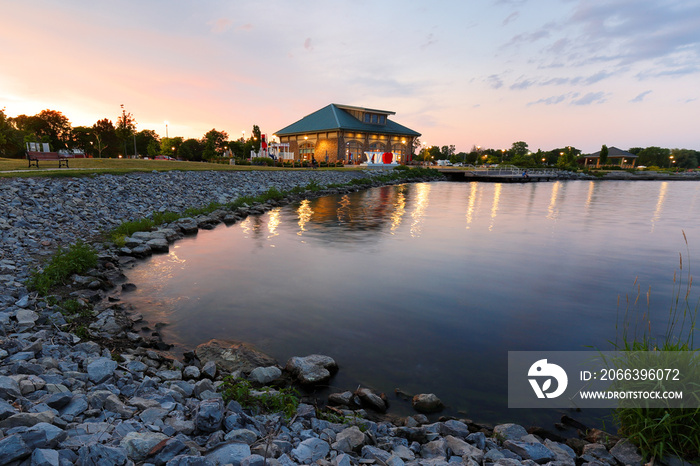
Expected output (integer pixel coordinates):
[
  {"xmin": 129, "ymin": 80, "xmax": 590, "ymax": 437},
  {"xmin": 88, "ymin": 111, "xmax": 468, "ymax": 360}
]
[{"xmin": 0, "ymin": 169, "xmax": 662, "ymax": 465}]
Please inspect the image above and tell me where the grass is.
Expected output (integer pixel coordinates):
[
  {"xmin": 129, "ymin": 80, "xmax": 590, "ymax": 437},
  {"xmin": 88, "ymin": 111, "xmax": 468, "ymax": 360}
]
[
  {"xmin": 219, "ymin": 376, "xmax": 299, "ymax": 419},
  {"xmin": 27, "ymin": 240, "xmax": 98, "ymax": 296},
  {"xmin": 0, "ymin": 156, "xmax": 368, "ymax": 177},
  {"xmin": 611, "ymin": 231, "xmax": 700, "ymax": 461}
]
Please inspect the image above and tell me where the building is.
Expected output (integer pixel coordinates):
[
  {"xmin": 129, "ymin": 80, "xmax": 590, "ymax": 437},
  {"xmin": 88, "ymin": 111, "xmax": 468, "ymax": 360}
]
[
  {"xmin": 582, "ymin": 146, "xmax": 638, "ymax": 168},
  {"xmin": 274, "ymin": 104, "xmax": 421, "ymax": 164}
]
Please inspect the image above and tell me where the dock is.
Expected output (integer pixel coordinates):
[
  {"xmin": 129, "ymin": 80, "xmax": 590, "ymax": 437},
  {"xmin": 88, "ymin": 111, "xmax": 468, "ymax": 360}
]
[{"xmin": 437, "ymin": 165, "xmax": 560, "ymax": 183}]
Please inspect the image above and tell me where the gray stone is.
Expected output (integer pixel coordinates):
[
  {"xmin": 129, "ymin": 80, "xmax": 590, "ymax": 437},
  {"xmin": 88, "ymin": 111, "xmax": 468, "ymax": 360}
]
[
  {"xmin": 87, "ymin": 357, "xmax": 118, "ymax": 384},
  {"xmin": 195, "ymin": 339, "xmax": 276, "ymax": 374},
  {"xmin": 411, "ymin": 393, "xmax": 443, "ymax": 413},
  {"xmin": 224, "ymin": 428, "xmax": 259, "ymax": 445},
  {"xmin": 0, "ymin": 375, "xmax": 21, "ymax": 399},
  {"xmin": 440, "ymin": 420, "xmax": 470, "ymax": 438},
  {"xmin": 356, "ymin": 388, "xmax": 387, "ymax": 412},
  {"xmin": 78, "ymin": 443, "xmax": 129, "ymax": 465},
  {"xmin": 241, "ymin": 453, "xmax": 266, "ymax": 466},
  {"xmin": 361, "ymin": 445, "xmax": 392, "ymax": 463},
  {"xmin": 120, "ymin": 431, "xmax": 169, "ymax": 462},
  {"xmin": 0, "ymin": 411, "xmax": 55, "ymax": 428},
  {"xmin": 202, "ymin": 361, "xmax": 217, "ymax": 379},
  {"xmin": 31, "ymin": 448, "xmax": 60, "ymax": 466},
  {"xmin": 292, "ymin": 437, "xmax": 330, "ymax": 464},
  {"xmin": 183, "ymin": 365, "xmax": 201, "ymax": 379},
  {"xmin": 0, "ymin": 434, "xmax": 31, "ymax": 463},
  {"xmin": 205, "ymin": 442, "xmax": 252, "ymax": 466},
  {"xmin": 493, "ymin": 423, "xmax": 528, "ymax": 441},
  {"xmin": 195, "ymin": 398, "xmax": 224, "ymax": 433},
  {"xmin": 609, "ymin": 439, "xmax": 643, "ymax": 466},
  {"xmin": 166, "ymin": 455, "xmax": 211, "ymax": 466},
  {"xmin": 285, "ymin": 354, "xmax": 338, "ymax": 385},
  {"xmin": 151, "ymin": 437, "xmax": 190, "ymax": 465},
  {"xmin": 147, "ymin": 237, "xmax": 170, "ymax": 253},
  {"xmin": 332, "ymin": 425, "xmax": 366, "ymax": 452},
  {"xmin": 248, "ymin": 366, "xmax": 282, "ymax": 384},
  {"xmin": 504, "ymin": 440, "xmax": 556, "ymax": 464},
  {"xmin": 444, "ymin": 436, "xmax": 483, "ymax": 462}
]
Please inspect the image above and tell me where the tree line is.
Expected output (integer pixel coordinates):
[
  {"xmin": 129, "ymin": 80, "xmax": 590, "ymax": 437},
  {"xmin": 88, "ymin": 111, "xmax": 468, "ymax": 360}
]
[
  {"xmin": 414, "ymin": 139, "xmax": 699, "ymax": 169},
  {"xmin": 0, "ymin": 107, "xmax": 264, "ymax": 162}
]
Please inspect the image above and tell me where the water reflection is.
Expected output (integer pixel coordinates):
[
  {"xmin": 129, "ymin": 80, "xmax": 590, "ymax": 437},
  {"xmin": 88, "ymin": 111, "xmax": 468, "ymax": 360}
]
[
  {"xmin": 650, "ymin": 182, "xmax": 668, "ymax": 233},
  {"xmin": 123, "ymin": 181, "xmax": 699, "ymax": 428}
]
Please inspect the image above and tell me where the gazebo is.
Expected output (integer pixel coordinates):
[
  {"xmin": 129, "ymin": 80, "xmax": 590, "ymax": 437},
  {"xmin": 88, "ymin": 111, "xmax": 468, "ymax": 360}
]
[
  {"xmin": 274, "ymin": 104, "xmax": 421, "ymax": 165},
  {"xmin": 582, "ymin": 146, "xmax": 637, "ymax": 168}
]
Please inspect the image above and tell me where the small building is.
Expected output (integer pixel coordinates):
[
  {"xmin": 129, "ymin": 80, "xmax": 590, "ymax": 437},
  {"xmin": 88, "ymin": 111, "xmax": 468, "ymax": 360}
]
[
  {"xmin": 582, "ymin": 146, "xmax": 637, "ymax": 168},
  {"xmin": 274, "ymin": 104, "xmax": 421, "ymax": 164}
]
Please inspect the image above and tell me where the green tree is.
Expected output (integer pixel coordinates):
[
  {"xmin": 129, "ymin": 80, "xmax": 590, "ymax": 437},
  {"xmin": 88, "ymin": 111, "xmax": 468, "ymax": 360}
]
[
  {"xmin": 116, "ymin": 104, "xmax": 137, "ymax": 157},
  {"xmin": 251, "ymin": 125, "xmax": 261, "ymax": 152},
  {"xmin": 599, "ymin": 144, "xmax": 609, "ymax": 166},
  {"xmin": 0, "ymin": 108, "xmax": 24, "ymax": 158},
  {"xmin": 637, "ymin": 146, "xmax": 670, "ymax": 167},
  {"xmin": 69, "ymin": 126, "xmax": 93, "ymax": 155},
  {"xmin": 228, "ymin": 140, "xmax": 245, "ymax": 159},
  {"xmin": 92, "ymin": 119, "xmax": 118, "ymax": 158},
  {"xmin": 147, "ymin": 140, "xmax": 161, "ymax": 158},
  {"xmin": 179, "ymin": 138, "xmax": 204, "ymax": 161},
  {"xmin": 671, "ymin": 148, "xmax": 699, "ymax": 169},
  {"xmin": 202, "ymin": 129, "xmax": 229, "ymax": 160},
  {"xmin": 160, "ymin": 137, "xmax": 183, "ymax": 157},
  {"xmin": 510, "ymin": 141, "xmax": 529, "ymax": 157},
  {"xmin": 135, "ymin": 129, "xmax": 159, "ymax": 157}
]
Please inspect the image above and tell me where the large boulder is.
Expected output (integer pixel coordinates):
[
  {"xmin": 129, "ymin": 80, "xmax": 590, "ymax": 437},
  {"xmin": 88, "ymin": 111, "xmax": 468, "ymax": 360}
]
[
  {"xmin": 285, "ymin": 354, "xmax": 338, "ymax": 385},
  {"xmin": 411, "ymin": 393, "xmax": 443, "ymax": 413},
  {"xmin": 195, "ymin": 339, "xmax": 277, "ymax": 374}
]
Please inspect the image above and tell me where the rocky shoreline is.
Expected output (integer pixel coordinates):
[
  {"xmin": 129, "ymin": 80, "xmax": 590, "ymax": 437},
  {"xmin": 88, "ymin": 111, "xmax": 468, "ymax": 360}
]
[{"xmin": 0, "ymin": 169, "xmax": 676, "ymax": 465}]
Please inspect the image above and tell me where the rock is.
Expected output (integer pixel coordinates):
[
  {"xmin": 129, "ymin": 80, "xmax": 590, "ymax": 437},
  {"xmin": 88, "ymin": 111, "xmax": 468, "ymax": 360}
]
[
  {"xmin": 445, "ymin": 436, "xmax": 483, "ymax": 462},
  {"xmin": 440, "ymin": 419, "xmax": 470, "ymax": 438},
  {"xmin": 291, "ymin": 437, "xmax": 331, "ymax": 464},
  {"xmin": 285, "ymin": 354, "xmax": 338, "ymax": 385},
  {"xmin": 147, "ymin": 238, "xmax": 169, "ymax": 253},
  {"xmin": 183, "ymin": 365, "xmax": 201, "ymax": 380},
  {"xmin": 224, "ymin": 428, "xmax": 259, "ymax": 445},
  {"xmin": 361, "ymin": 445, "xmax": 392, "ymax": 463},
  {"xmin": 504, "ymin": 439, "xmax": 557, "ymax": 463},
  {"xmin": 195, "ymin": 398, "xmax": 224, "ymax": 433},
  {"xmin": 195, "ymin": 339, "xmax": 277, "ymax": 374},
  {"xmin": 87, "ymin": 357, "xmax": 118, "ymax": 384},
  {"xmin": 609, "ymin": 438, "xmax": 643, "ymax": 466},
  {"xmin": 332, "ymin": 426, "xmax": 366, "ymax": 452},
  {"xmin": 355, "ymin": 388, "xmax": 387, "ymax": 412},
  {"xmin": 493, "ymin": 423, "xmax": 528, "ymax": 441},
  {"xmin": 120, "ymin": 431, "xmax": 169, "ymax": 462},
  {"xmin": 0, "ymin": 375, "xmax": 21, "ymax": 399},
  {"xmin": 31, "ymin": 448, "xmax": 60, "ymax": 466},
  {"xmin": 78, "ymin": 443, "xmax": 129, "ymax": 465},
  {"xmin": 411, "ymin": 393, "xmax": 443, "ymax": 413},
  {"xmin": 205, "ymin": 442, "xmax": 252, "ymax": 466},
  {"xmin": 0, "ymin": 434, "xmax": 31, "ymax": 463},
  {"xmin": 248, "ymin": 366, "xmax": 282, "ymax": 384}
]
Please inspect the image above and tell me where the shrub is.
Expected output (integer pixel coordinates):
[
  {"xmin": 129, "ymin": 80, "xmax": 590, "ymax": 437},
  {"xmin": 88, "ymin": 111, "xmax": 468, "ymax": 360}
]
[
  {"xmin": 219, "ymin": 377, "xmax": 299, "ymax": 419},
  {"xmin": 27, "ymin": 241, "xmax": 98, "ymax": 295}
]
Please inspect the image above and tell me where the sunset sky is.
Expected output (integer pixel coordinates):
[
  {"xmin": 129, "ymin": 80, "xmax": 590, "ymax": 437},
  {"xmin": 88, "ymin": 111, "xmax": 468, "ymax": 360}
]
[{"xmin": 2, "ymin": 0, "xmax": 699, "ymax": 154}]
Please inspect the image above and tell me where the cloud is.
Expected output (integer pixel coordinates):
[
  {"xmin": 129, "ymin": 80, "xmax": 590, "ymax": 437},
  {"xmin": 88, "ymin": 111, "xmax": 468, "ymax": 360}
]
[
  {"xmin": 630, "ymin": 90, "xmax": 652, "ymax": 102},
  {"xmin": 209, "ymin": 18, "xmax": 232, "ymax": 34},
  {"xmin": 503, "ymin": 12, "xmax": 519, "ymax": 26},
  {"xmin": 510, "ymin": 79, "xmax": 536, "ymax": 90},
  {"xmin": 487, "ymin": 75, "xmax": 504, "ymax": 89},
  {"xmin": 571, "ymin": 91, "xmax": 607, "ymax": 105},
  {"xmin": 304, "ymin": 38, "xmax": 313, "ymax": 51},
  {"xmin": 421, "ymin": 33, "xmax": 437, "ymax": 50},
  {"xmin": 527, "ymin": 93, "xmax": 571, "ymax": 106}
]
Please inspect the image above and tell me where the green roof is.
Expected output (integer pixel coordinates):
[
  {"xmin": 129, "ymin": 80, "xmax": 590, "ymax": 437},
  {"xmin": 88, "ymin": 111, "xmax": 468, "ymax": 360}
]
[{"xmin": 275, "ymin": 104, "xmax": 421, "ymax": 137}]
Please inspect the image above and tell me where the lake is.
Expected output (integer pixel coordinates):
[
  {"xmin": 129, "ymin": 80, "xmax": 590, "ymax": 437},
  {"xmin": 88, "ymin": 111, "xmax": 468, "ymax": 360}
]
[{"xmin": 122, "ymin": 179, "xmax": 700, "ymax": 428}]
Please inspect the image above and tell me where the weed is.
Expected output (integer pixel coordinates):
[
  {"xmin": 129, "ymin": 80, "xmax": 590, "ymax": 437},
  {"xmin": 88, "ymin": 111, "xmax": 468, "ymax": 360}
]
[
  {"xmin": 59, "ymin": 299, "xmax": 93, "ymax": 318},
  {"xmin": 611, "ymin": 231, "xmax": 700, "ymax": 461},
  {"xmin": 27, "ymin": 241, "xmax": 98, "ymax": 296},
  {"xmin": 219, "ymin": 376, "xmax": 299, "ymax": 419}
]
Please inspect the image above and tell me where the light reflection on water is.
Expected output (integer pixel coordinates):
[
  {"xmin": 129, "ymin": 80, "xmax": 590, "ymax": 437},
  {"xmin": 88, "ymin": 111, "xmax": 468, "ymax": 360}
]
[{"xmin": 123, "ymin": 180, "xmax": 700, "ymax": 427}]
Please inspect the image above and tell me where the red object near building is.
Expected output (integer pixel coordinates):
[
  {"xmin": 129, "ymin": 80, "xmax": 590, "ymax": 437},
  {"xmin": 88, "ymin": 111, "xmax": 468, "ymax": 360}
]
[{"xmin": 382, "ymin": 152, "xmax": 393, "ymax": 164}]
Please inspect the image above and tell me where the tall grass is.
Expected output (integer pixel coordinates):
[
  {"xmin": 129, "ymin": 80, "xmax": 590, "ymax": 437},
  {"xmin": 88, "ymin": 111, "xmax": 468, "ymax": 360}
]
[
  {"xmin": 27, "ymin": 241, "xmax": 98, "ymax": 295},
  {"xmin": 612, "ymin": 231, "xmax": 699, "ymax": 461}
]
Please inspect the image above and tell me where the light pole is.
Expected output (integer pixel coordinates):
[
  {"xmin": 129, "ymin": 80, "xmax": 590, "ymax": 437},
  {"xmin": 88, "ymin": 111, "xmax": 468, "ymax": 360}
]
[{"xmin": 669, "ymin": 155, "xmax": 674, "ymax": 168}]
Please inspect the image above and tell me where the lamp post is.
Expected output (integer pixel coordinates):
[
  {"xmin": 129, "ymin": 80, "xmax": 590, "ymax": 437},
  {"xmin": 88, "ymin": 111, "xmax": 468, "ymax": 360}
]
[{"xmin": 669, "ymin": 155, "xmax": 674, "ymax": 168}]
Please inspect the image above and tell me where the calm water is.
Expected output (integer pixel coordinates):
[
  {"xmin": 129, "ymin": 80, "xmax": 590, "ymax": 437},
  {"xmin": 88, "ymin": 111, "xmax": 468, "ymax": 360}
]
[{"xmin": 123, "ymin": 180, "xmax": 700, "ymax": 428}]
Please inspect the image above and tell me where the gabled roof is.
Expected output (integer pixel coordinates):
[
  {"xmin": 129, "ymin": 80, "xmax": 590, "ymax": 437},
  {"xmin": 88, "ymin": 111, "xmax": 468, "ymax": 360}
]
[
  {"xmin": 587, "ymin": 146, "xmax": 637, "ymax": 158},
  {"xmin": 275, "ymin": 104, "xmax": 421, "ymax": 137}
]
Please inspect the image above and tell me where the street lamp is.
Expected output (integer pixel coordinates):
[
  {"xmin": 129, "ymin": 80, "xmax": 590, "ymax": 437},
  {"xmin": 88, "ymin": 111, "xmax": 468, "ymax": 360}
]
[{"xmin": 669, "ymin": 155, "xmax": 674, "ymax": 168}]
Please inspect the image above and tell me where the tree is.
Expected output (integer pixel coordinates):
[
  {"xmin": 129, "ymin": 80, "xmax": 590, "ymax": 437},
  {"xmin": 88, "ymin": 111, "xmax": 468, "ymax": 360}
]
[
  {"xmin": 69, "ymin": 126, "xmax": 93, "ymax": 155},
  {"xmin": 160, "ymin": 137, "xmax": 183, "ymax": 157},
  {"xmin": 116, "ymin": 104, "xmax": 137, "ymax": 156},
  {"xmin": 510, "ymin": 141, "xmax": 529, "ymax": 157},
  {"xmin": 202, "ymin": 129, "xmax": 229, "ymax": 160},
  {"xmin": 0, "ymin": 108, "xmax": 24, "ymax": 158},
  {"xmin": 636, "ymin": 146, "xmax": 670, "ymax": 167},
  {"xmin": 671, "ymin": 148, "xmax": 699, "ymax": 169},
  {"xmin": 92, "ymin": 119, "xmax": 118, "ymax": 158},
  {"xmin": 135, "ymin": 130, "xmax": 159, "ymax": 157},
  {"xmin": 228, "ymin": 140, "xmax": 245, "ymax": 159},
  {"xmin": 179, "ymin": 138, "xmax": 204, "ymax": 161},
  {"xmin": 251, "ymin": 125, "xmax": 261, "ymax": 152},
  {"xmin": 599, "ymin": 144, "xmax": 609, "ymax": 166}
]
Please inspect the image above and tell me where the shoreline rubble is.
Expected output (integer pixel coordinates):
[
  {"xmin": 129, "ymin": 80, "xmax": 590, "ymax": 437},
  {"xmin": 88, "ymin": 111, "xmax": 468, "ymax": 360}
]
[{"xmin": 0, "ymin": 169, "xmax": 674, "ymax": 465}]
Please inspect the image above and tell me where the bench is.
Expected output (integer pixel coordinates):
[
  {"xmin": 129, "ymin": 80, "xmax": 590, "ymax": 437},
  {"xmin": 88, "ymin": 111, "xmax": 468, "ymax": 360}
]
[{"xmin": 26, "ymin": 151, "xmax": 69, "ymax": 168}]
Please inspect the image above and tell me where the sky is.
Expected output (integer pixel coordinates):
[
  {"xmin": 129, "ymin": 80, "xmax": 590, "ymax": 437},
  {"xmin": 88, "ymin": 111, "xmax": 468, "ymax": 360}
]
[{"xmin": 2, "ymin": 0, "xmax": 699, "ymax": 154}]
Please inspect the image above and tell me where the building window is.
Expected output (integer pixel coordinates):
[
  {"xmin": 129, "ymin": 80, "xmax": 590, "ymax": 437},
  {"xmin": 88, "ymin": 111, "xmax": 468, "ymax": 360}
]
[
  {"xmin": 379, "ymin": 115, "xmax": 386, "ymax": 124},
  {"xmin": 364, "ymin": 114, "xmax": 371, "ymax": 123},
  {"xmin": 371, "ymin": 114, "xmax": 378, "ymax": 124}
]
